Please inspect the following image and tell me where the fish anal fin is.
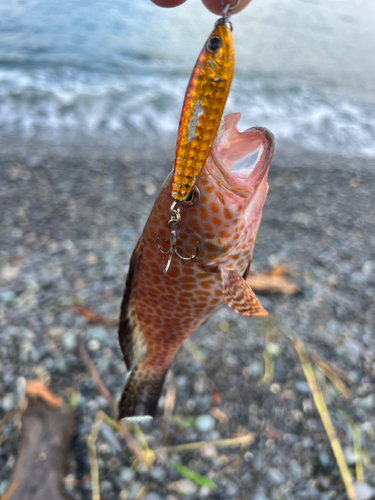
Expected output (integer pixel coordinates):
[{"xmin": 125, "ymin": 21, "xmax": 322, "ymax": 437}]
[{"xmin": 221, "ymin": 266, "xmax": 268, "ymax": 317}]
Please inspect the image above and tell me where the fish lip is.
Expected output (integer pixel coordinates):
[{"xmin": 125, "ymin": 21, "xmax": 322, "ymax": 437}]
[{"xmin": 207, "ymin": 117, "xmax": 275, "ymax": 197}]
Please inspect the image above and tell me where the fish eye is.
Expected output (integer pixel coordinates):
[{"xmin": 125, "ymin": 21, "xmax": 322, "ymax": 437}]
[
  {"xmin": 206, "ymin": 36, "xmax": 222, "ymax": 53},
  {"xmin": 182, "ymin": 186, "xmax": 200, "ymax": 207}
]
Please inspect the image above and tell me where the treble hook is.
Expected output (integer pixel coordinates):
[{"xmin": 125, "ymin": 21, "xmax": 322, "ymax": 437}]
[{"xmin": 156, "ymin": 201, "xmax": 199, "ymax": 275}]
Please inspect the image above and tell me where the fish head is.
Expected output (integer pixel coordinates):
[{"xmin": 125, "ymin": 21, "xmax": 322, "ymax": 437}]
[
  {"xmin": 201, "ymin": 23, "xmax": 234, "ymax": 82},
  {"xmin": 179, "ymin": 113, "xmax": 275, "ymax": 274}
]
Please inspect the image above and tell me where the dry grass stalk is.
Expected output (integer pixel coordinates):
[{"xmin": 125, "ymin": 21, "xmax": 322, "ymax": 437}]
[
  {"xmin": 156, "ymin": 433, "xmax": 255, "ymax": 454},
  {"xmin": 87, "ymin": 412, "xmax": 103, "ymax": 500},
  {"xmin": 308, "ymin": 351, "xmax": 351, "ymax": 399},
  {"xmin": 293, "ymin": 338, "xmax": 357, "ymax": 500}
]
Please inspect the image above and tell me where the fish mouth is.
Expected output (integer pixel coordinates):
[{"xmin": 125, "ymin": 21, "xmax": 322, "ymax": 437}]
[{"xmin": 208, "ymin": 113, "xmax": 275, "ymax": 197}]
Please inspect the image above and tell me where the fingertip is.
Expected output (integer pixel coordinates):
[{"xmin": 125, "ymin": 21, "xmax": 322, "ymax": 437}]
[{"xmin": 150, "ymin": 0, "xmax": 187, "ymax": 7}]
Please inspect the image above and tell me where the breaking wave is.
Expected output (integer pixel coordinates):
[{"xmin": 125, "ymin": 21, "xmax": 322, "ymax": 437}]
[{"xmin": 0, "ymin": 65, "xmax": 374, "ymax": 159}]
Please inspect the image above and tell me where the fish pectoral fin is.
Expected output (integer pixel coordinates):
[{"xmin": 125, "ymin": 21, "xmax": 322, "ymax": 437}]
[{"xmin": 220, "ymin": 266, "xmax": 268, "ymax": 317}]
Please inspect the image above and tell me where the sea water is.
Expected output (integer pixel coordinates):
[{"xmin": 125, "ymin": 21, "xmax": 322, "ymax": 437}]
[{"xmin": 0, "ymin": 0, "xmax": 374, "ymax": 159}]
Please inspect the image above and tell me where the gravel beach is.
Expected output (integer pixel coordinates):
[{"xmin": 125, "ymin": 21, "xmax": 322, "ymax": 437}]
[{"xmin": 0, "ymin": 142, "xmax": 374, "ymax": 500}]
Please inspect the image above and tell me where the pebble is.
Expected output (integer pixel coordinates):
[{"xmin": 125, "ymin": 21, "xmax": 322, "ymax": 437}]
[
  {"xmin": 353, "ymin": 482, "xmax": 375, "ymax": 500},
  {"xmin": 173, "ymin": 479, "xmax": 197, "ymax": 496},
  {"xmin": 144, "ymin": 494, "xmax": 162, "ymax": 500},
  {"xmin": 0, "ymin": 290, "xmax": 15, "ymax": 304},
  {"xmin": 248, "ymin": 361, "xmax": 263, "ymax": 378},
  {"xmin": 354, "ymin": 394, "xmax": 375, "ymax": 409},
  {"xmin": 1, "ymin": 394, "xmax": 14, "ymax": 412},
  {"xmin": 127, "ymin": 481, "xmax": 143, "ymax": 500},
  {"xmin": 120, "ymin": 467, "xmax": 135, "ymax": 483},
  {"xmin": 295, "ymin": 381, "xmax": 311, "ymax": 394},
  {"xmin": 267, "ymin": 468, "xmax": 284, "ymax": 485},
  {"xmin": 62, "ymin": 330, "xmax": 78, "ymax": 351},
  {"xmin": 87, "ymin": 326, "xmax": 109, "ymax": 345},
  {"xmin": 342, "ymin": 339, "xmax": 362, "ymax": 365},
  {"xmin": 195, "ymin": 414, "xmax": 215, "ymax": 432},
  {"xmin": 318, "ymin": 451, "xmax": 330, "ymax": 467},
  {"xmin": 150, "ymin": 466, "xmax": 166, "ymax": 481},
  {"xmin": 266, "ymin": 342, "xmax": 281, "ymax": 357},
  {"xmin": 87, "ymin": 339, "xmax": 101, "ymax": 351}
]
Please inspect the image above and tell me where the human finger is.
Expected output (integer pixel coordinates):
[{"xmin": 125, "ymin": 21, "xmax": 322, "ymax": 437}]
[{"xmin": 150, "ymin": 0, "xmax": 187, "ymax": 7}]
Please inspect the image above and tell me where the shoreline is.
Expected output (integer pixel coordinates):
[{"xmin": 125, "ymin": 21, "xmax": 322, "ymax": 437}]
[{"xmin": 0, "ymin": 142, "xmax": 374, "ymax": 499}]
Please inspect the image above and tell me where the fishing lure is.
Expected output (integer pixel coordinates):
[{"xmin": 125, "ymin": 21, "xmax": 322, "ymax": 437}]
[
  {"xmin": 171, "ymin": 20, "xmax": 235, "ymax": 202},
  {"xmin": 157, "ymin": 3, "xmax": 236, "ymax": 274}
]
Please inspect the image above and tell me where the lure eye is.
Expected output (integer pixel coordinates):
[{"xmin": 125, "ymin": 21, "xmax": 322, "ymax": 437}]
[
  {"xmin": 206, "ymin": 35, "xmax": 222, "ymax": 53},
  {"xmin": 183, "ymin": 186, "xmax": 200, "ymax": 207}
]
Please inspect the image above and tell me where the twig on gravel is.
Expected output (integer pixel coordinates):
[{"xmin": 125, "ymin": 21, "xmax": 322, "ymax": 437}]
[
  {"xmin": 294, "ymin": 338, "xmax": 357, "ymax": 500},
  {"xmin": 247, "ymin": 264, "xmax": 299, "ymax": 294},
  {"xmin": 79, "ymin": 343, "xmax": 117, "ymax": 419},
  {"xmin": 79, "ymin": 344, "xmax": 151, "ymax": 467},
  {"xmin": 75, "ymin": 303, "xmax": 119, "ymax": 327},
  {"xmin": 163, "ymin": 378, "xmax": 176, "ymax": 422},
  {"xmin": 210, "ymin": 407, "xmax": 229, "ymax": 424},
  {"xmin": 155, "ymin": 433, "xmax": 255, "ymax": 455},
  {"xmin": 0, "ymin": 481, "xmax": 18, "ymax": 500}
]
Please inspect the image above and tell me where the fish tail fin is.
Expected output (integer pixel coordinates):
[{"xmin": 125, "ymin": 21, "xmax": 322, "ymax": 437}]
[{"xmin": 118, "ymin": 363, "xmax": 168, "ymax": 419}]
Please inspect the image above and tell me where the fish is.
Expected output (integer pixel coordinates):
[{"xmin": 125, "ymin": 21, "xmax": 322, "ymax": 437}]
[
  {"xmin": 118, "ymin": 113, "xmax": 274, "ymax": 419},
  {"xmin": 171, "ymin": 22, "xmax": 234, "ymax": 202}
]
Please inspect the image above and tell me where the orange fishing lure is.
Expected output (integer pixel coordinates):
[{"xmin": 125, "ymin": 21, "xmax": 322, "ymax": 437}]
[{"xmin": 171, "ymin": 22, "xmax": 234, "ymax": 202}]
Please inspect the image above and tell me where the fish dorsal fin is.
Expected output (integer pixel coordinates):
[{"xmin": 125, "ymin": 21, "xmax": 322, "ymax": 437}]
[{"xmin": 220, "ymin": 267, "xmax": 268, "ymax": 317}]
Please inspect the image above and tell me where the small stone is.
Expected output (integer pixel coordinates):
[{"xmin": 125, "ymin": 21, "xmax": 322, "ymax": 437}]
[
  {"xmin": 120, "ymin": 467, "xmax": 135, "ymax": 483},
  {"xmin": 199, "ymin": 486, "xmax": 211, "ymax": 497},
  {"xmin": 1, "ymin": 394, "xmax": 14, "ymax": 412},
  {"xmin": 226, "ymin": 481, "xmax": 238, "ymax": 495},
  {"xmin": 0, "ymin": 290, "xmax": 16, "ymax": 304},
  {"xmin": 87, "ymin": 339, "xmax": 101, "ymax": 351},
  {"xmin": 344, "ymin": 446, "xmax": 356, "ymax": 465},
  {"xmin": 248, "ymin": 361, "xmax": 263, "ymax": 378},
  {"xmin": 295, "ymin": 381, "xmax": 310, "ymax": 394},
  {"xmin": 128, "ymin": 481, "xmax": 143, "ymax": 500},
  {"xmin": 353, "ymin": 482, "xmax": 375, "ymax": 500},
  {"xmin": 0, "ymin": 481, "xmax": 8, "ymax": 496},
  {"xmin": 342, "ymin": 339, "xmax": 362, "ymax": 365},
  {"xmin": 86, "ymin": 252, "xmax": 98, "ymax": 265},
  {"xmin": 362, "ymin": 261, "xmax": 375, "ymax": 278},
  {"xmin": 150, "ymin": 466, "xmax": 166, "ymax": 481},
  {"xmin": 173, "ymin": 479, "xmax": 197, "ymax": 496},
  {"xmin": 319, "ymin": 451, "xmax": 330, "ymax": 467},
  {"xmin": 195, "ymin": 414, "xmax": 215, "ymax": 432},
  {"xmin": 267, "ymin": 468, "xmax": 284, "ymax": 485},
  {"xmin": 354, "ymin": 394, "xmax": 375, "ymax": 409},
  {"xmin": 266, "ymin": 342, "xmax": 281, "ymax": 357},
  {"xmin": 62, "ymin": 330, "xmax": 78, "ymax": 351},
  {"xmin": 87, "ymin": 327, "xmax": 109, "ymax": 345},
  {"xmin": 47, "ymin": 326, "xmax": 66, "ymax": 342},
  {"xmin": 145, "ymin": 183, "xmax": 157, "ymax": 196},
  {"xmin": 144, "ymin": 494, "xmax": 163, "ymax": 500},
  {"xmin": 270, "ymin": 383, "xmax": 281, "ymax": 394}
]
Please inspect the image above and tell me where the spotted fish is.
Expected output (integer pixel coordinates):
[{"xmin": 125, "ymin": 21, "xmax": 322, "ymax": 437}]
[{"xmin": 118, "ymin": 113, "xmax": 274, "ymax": 419}]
